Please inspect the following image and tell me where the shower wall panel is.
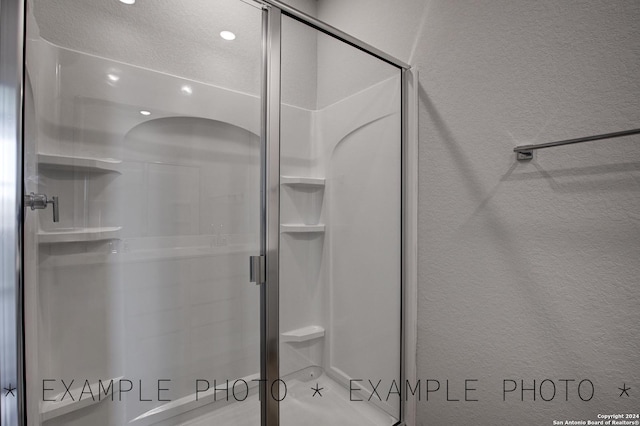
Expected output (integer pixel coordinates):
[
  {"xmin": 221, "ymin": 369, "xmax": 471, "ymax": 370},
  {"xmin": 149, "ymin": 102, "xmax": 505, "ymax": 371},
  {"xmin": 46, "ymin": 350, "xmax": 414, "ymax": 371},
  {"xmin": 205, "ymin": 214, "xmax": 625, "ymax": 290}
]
[
  {"xmin": 25, "ymin": 18, "xmax": 264, "ymax": 422},
  {"xmin": 321, "ymin": 77, "xmax": 402, "ymax": 417},
  {"xmin": 279, "ymin": 15, "xmax": 403, "ymax": 425}
]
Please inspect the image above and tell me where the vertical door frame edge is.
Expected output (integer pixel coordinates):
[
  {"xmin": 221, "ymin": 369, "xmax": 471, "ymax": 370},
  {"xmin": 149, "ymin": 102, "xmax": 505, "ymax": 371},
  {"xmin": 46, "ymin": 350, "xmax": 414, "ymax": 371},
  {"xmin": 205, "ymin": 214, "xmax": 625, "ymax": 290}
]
[
  {"xmin": 0, "ymin": 0, "xmax": 26, "ymax": 425},
  {"xmin": 401, "ymin": 67, "xmax": 419, "ymax": 426},
  {"xmin": 261, "ymin": 4, "xmax": 282, "ymax": 426}
]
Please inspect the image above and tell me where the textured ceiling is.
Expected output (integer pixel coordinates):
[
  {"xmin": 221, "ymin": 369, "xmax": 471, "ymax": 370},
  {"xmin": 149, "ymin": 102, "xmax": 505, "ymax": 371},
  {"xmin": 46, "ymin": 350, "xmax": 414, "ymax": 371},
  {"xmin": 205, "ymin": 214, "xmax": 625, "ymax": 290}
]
[
  {"xmin": 30, "ymin": 0, "xmax": 320, "ymax": 106},
  {"xmin": 32, "ymin": 0, "xmax": 266, "ymax": 94}
]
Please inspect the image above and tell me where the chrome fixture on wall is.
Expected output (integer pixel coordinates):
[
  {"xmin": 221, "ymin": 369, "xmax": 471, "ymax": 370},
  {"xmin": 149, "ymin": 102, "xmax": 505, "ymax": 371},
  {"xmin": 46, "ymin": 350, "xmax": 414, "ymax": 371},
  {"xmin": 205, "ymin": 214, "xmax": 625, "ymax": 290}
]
[
  {"xmin": 24, "ymin": 193, "xmax": 59, "ymax": 222},
  {"xmin": 514, "ymin": 127, "xmax": 640, "ymax": 161}
]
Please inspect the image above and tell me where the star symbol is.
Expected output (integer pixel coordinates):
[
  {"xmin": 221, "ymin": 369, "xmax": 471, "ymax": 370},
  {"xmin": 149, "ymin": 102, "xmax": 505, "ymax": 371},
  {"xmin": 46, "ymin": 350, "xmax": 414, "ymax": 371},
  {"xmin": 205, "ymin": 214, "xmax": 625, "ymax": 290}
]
[
  {"xmin": 618, "ymin": 383, "xmax": 631, "ymax": 398},
  {"xmin": 311, "ymin": 383, "xmax": 324, "ymax": 397},
  {"xmin": 3, "ymin": 383, "xmax": 16, "ymax": 397}
]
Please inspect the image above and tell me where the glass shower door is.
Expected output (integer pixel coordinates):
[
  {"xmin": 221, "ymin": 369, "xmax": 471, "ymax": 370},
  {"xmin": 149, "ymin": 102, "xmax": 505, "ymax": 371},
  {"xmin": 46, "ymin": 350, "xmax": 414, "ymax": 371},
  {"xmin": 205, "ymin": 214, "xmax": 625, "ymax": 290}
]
[
  {"xmin": 279, "ymin": 15, "xmax": 403, "ymax": 426},
  {"xmin": 22, "ymin": 1, "xmax": 264, "ymax": 425}
]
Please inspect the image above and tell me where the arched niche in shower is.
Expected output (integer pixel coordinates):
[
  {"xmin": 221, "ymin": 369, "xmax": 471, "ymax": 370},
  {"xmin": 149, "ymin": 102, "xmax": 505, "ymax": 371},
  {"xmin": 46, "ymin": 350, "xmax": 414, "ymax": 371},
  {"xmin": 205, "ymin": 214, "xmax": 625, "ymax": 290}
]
[{"xmin": 121, "ymin": 116, "xmax": 260, "ymax": 240}]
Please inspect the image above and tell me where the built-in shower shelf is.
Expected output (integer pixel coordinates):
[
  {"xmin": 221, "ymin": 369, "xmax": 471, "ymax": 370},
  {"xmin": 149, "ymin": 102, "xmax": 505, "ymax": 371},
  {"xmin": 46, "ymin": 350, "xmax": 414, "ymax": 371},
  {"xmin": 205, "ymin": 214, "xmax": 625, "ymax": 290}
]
[
  {"xmin": 38, "ymin": 153, "xmax": 122, "ymax": 173},
  {"xmin": 40, "ymin": 375, "xmax": 123, "ymax": 421},
  {"xmin": 280, "ymin": 224, "xmax": 325, "ymax": 233},
  {"xmin": 281, "ymin": 176, "xmax": 325, "ymax": 187},
  {"xmin": 281, "ymin": 325, "xmax": 325, "ymax": 343},
  {"xmin": 38, "ymin": 226, "xmax": 122, "ymax": 243}
]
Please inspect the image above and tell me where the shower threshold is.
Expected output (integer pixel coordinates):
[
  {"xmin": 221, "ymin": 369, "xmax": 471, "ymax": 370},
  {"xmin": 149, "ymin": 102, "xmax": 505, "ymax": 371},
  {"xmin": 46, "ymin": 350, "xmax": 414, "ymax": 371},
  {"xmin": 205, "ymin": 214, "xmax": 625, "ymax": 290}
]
[{"xmin": 179, "ymin": 368, "xmax": 396, "ymax": 426}]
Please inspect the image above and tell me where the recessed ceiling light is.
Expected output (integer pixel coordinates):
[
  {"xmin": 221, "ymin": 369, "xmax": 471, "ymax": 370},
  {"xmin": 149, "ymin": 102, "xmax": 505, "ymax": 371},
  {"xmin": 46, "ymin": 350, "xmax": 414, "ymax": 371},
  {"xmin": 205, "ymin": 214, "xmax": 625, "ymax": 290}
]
[
  {"xmin": 220, "ymin": 31, "xmax": 236, "ymax": 41},
  {"xmin": 140, "ymin": 110, "xmax": 151, "ymax": 116},
  {"xmin": 181, "ymin": 85, "xmax": 193, "ymax": 95},
  {"xmin": 107, "ymin": 73, "xmax": 120, "ymax": 82},
  {"xmin": 119, "ymin": 0, "xmax": 135, "ymax": 4}
]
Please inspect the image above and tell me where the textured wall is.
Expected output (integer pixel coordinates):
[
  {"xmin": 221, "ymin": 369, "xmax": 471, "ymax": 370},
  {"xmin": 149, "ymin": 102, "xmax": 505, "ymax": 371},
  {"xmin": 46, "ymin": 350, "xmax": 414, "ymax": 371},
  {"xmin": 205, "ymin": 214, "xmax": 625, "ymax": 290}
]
[
  {"xmin": 314, "ymin": 0, "xmax": 640, "ymax": 424},
  {"xmin": 317, "ymin": 0, "xmax": 425, "ymax": 64}
]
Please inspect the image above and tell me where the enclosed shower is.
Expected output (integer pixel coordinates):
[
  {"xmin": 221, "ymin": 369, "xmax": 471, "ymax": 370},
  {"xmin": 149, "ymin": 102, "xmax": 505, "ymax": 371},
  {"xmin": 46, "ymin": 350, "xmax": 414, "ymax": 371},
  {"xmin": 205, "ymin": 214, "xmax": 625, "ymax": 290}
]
[{"xmin": 0, "ymin": 0, "xmax": 415, "ymax": 425}]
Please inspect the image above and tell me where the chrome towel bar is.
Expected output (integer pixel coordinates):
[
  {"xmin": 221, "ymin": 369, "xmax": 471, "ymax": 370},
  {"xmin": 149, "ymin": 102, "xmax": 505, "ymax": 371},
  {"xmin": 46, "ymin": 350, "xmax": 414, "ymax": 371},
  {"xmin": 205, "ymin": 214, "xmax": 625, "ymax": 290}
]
[{"xmin": 514, "ymin": 127, "xmax": 640, "ymax": 161}]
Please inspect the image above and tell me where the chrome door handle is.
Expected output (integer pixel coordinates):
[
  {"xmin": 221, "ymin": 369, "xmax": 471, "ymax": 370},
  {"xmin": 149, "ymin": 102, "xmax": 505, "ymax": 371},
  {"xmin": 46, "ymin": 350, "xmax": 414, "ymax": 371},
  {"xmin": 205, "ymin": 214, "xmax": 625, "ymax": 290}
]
[
  {"xmin": 24, "ymin": 192, "xmax": 59, "ymax": 222},
  {"xmin": 249, "ymin": 255, "xmax": 265, "ymax": 285}
]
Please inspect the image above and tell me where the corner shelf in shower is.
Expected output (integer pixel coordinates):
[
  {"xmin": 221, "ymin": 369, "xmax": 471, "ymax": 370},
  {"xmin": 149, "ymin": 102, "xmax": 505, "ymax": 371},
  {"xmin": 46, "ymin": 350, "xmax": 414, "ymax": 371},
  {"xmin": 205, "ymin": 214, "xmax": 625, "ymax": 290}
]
[
  {"xmin": 281, "ymin": 325, "xmax": 325, "ymax": 343},
  {"xmin": 38, "ymin": 153, "xmax": 122, "ymax": 173},
  {"xmin": 38, "ymin": 226, "xmax": 122, "ymax": 243},
  {"xmin": 40, "ymin": 375, "xmax": 123, "ymax": 421},
  {"xmin": 280, "ymin": 224, "xmax": 325, "ymax": 233},
  {"xmin": 281, "ymin": 176, "xmax": 325, "ymax": 187}
]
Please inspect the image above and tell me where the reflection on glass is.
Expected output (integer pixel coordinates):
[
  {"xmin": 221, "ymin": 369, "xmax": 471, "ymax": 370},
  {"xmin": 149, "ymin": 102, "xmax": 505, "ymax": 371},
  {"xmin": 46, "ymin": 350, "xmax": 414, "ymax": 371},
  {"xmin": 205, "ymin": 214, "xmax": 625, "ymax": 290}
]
[
  {"xmin": 24, "ymin": 1, "xmax": 262, "ymax": 424},
  {"xmin": 279, "ymin": 15, "xmax": 402, "ymax": 426}
]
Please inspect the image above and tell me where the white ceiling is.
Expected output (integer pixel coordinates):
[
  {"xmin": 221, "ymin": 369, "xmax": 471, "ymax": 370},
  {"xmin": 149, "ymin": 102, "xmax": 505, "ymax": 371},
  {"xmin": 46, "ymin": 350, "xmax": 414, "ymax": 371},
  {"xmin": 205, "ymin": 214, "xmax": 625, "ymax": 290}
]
[{"xmin": 31, "ymin": 0, "xmax": 266, "ymax": 93}]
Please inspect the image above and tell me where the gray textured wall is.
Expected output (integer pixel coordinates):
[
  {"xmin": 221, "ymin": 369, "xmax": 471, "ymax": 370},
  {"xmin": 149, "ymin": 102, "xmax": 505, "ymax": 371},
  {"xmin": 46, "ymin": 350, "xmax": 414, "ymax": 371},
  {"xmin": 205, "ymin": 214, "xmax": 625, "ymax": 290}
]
[{"xmin": 316, "ymin": 0, "xmax": 640, "ymax": 424}]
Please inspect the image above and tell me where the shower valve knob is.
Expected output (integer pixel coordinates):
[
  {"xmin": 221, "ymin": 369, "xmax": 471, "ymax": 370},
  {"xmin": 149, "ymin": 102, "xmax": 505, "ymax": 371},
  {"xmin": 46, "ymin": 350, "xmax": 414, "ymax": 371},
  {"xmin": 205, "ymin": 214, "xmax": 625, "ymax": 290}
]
[{"xmin": 24, "ymin": 192, "xmax": 59, "ymax": 222}]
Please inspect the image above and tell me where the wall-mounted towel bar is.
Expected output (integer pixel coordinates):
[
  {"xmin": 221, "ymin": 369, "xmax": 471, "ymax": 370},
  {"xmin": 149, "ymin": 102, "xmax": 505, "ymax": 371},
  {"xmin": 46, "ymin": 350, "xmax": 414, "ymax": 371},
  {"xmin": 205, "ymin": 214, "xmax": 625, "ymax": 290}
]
[{"xmin": 514, "ymin": 128, "xmax": 640, "ymax": 161}]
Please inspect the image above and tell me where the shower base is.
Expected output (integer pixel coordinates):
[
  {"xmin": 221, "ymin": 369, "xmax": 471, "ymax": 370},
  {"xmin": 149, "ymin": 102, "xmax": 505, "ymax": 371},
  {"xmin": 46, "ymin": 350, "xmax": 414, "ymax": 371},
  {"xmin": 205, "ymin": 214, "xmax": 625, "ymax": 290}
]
[{"xmin": 180, "ymin": 370, "xmax": 395, "ymax": 426}]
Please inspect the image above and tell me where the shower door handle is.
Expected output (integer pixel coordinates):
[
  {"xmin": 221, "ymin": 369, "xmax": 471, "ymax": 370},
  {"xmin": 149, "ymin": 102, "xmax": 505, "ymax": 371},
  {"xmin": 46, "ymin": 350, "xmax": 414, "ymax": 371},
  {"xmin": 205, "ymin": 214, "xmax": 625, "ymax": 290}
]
[
  {"xmin": 249, "ymin": 255, "xmax": 265, "ymax": 285},
  {"xmin": 24, "ymin": 192, "xmax": 59, "ymax": 222}
]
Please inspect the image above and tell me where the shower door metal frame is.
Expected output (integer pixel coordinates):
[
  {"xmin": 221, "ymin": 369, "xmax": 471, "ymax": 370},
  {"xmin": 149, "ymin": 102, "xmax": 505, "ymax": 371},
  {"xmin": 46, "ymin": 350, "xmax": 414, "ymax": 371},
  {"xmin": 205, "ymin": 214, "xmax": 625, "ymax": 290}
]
[
  {"xmin": 0, "ymin": 0, "xmax": 26, "ymax": 425},
  {"xmin": 260, "ymin": 5, "xmax": 282, "ymax": 426},
  {"xmin": 260, "ymin": 2, "xmax": 415, "ymax": 426},
  {"xmin": 0, "ymin": 0, "xmax": 416, "ymax": 425}
]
